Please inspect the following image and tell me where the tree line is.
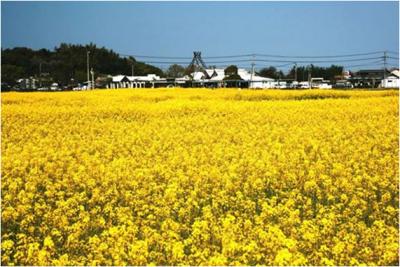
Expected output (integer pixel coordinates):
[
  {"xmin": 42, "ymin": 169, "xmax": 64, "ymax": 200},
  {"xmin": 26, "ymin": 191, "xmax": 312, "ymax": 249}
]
[
  {"xmin": 2, "ymin": 43, "xmax": 345, "ymax": 88},
  {"xmin": 256, "ymin": 65, "xmax": 344, "ymax": 81},
  {"xmin": 165, "ymin": 64, "xmax": 344, "ymax": 81},
  {"xmin": 1, "ymin": 43, "xmax": 163, "ymax": 87}
]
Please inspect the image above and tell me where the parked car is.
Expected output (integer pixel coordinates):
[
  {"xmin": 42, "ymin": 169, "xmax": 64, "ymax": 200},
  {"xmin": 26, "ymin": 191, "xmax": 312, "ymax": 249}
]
[
  {"xmin": 273, "ymin": 82, "xmax": 288, "ymax": 89},
  {"xmin": 333, "ymin": 81, "xmax": 353, "ymax": 89},
  {"xmin": 299, "ymin": 81, "xmax": 310, "ymax": 89},
  {"xmin": 50, "ymin": 83, "xmax": 61, "ymax": 91},
  {"xmin": 318, "ymin": 83, "xmax": 332, "ymax": 89},
  {"xmin": 290, "ymin": 81, "xmax": 300, "ymax": 89},
  {"xmin": 311, "ymin": 78, "xmax": 332, "ymax": 89}
]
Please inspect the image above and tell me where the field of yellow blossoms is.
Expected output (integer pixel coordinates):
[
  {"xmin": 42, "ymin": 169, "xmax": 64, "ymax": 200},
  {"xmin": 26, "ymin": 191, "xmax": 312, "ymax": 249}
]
[{"xmin": 2, "ymin": 89, "xmax": 399, "ymax": 266}]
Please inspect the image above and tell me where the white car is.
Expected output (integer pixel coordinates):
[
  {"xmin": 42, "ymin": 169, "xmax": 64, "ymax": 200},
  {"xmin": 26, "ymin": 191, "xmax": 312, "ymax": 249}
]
[
  {"xmin": 273, "ymin": 82, "xmax": 288, "ymax": 89},
  {"xmin": 318, "ymin": 83, "xmax": 332, "ymax": 89},
  {"xmin": 299, "ymin": 82, "xmax": 310, "ymax": 89},
  {"xmin": 50, "ymin": 83, "xmax": 60, "ymax": 91}
]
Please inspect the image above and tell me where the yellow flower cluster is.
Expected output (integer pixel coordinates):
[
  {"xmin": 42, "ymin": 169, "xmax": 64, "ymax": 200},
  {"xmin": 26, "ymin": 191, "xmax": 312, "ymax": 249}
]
[{"xmin": 2, "ymin": 89, "xmax": 398, "ymax": 265}]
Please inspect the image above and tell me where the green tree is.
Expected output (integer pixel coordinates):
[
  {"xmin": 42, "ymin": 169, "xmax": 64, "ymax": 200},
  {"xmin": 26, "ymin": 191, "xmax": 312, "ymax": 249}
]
[
  {"xmin": 223, "ymin": 65, "xmax": 243, "ymax": 87},
  {"xmin": 1, "ymin": 43, "xmax": 165, "ymax": 88},
  {"xmin": 166, "ymin": 64, "xmax": 186, "ymax": 78},
  {"xmin": 287, "ymin": 65, "xmax": 343, "ymax": 81},
  {"xmin": 1, "ymin": 64, "xmax": 25, "ymax": 85},
  {"xmin": 258, "ymin": 67, "xmax": 283, "ymax": 79},
  {"xmin": 224, "ymin": 65, "xmax": 238, "ymax": 76}
]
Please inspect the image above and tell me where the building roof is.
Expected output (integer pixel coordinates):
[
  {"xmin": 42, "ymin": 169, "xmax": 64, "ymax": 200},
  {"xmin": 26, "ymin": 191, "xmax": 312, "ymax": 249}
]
[
  {"xmin": 209, "ymin": 69, "xmax": 225, "ymax": 81},
  {"xmin": 112, "ymin": 74, "xmax": 165, "ymax": 82},
  {"xmin": 191, "ymin": 68, "xmax": 275, "ymax": 82},
  {"xmin": 112, "ymin": 75, "xmax": 127, "ymax": 82},
  {"xmin": 191, "ymin": 71, "xmax": 207, "ymax": 81},
  {"xmin": 205, "ymin": 69, "xmax": 215, "ymax": 77},
  {"xmin": 238, "ymin": 69, "xmax": 274, "ymax": 81},
  {"xmin": 390, "ymin": 69, "xmax": 399, "ymax": 78}
]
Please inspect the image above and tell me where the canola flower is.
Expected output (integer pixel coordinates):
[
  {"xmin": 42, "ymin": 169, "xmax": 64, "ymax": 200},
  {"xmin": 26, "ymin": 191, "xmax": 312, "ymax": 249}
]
[{"xmin": 1, "ymin": 89, "xmax": 399, "ymax": 266}]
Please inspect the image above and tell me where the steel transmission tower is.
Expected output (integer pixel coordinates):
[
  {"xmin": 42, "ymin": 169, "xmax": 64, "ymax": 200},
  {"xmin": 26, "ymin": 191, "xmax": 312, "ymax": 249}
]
[{"xmin": 187, "ymin": 51, "xmax": 208, "ymax": 74}]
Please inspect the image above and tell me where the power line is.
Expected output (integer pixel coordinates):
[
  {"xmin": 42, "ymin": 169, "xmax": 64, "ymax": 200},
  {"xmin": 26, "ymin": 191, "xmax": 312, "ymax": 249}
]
[
  {"xmin": 254, "ymin": 51, "xmax": 383, "ymax": 59},
  {"xmin": 139, "ymin": 56, "xmax": 383, "ymax": 65},
  {"xmin": 342, "ymin": 60, "xmax": 386, "ymax": 69},
  {"xmin": 121, "ymin": 54, "xmax": 192, "ymax": 60},
  {"xmin": 121, "ymin": 50, "xmax": 398, "ymax": 72},
  {"xmin": 272, "ymin": 62, "xmax": 294, "ymax": 68},
  {"xmin": 120, "ymin": 50, "xmax": 389, "ymax": 60},
  {"xmin": 203, "ymin": 54, "xmax": 254, "ymax": 59},
  {"xmin": 252, "ymin": 57, "xmax": 383, "ymax": 63}
]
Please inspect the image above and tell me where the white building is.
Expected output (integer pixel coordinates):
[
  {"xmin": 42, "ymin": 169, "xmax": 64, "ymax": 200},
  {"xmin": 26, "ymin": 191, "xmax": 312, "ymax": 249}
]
[
  {"xmin": 238, "ymin": 69, "xmax": 275, "ymax": 89},
  {"xmin": 190, "ymin": 68, "xmax": 275, "ymax": 88},
  {"xmin": 106, "ymin": 67, "xmax": 277, "ymax": 89},
  {"xmin": 108, "ymin": 74, "xmax": 166, "ymax": 89},
  {"xmin": 380, "ymin": 70, "xmax": 399, "ymax": 88}
]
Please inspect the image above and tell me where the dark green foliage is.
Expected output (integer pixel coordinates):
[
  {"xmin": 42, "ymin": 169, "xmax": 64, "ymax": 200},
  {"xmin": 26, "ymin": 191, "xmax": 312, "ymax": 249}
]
[
  {"xmin": 166, "ymin": 64, "xmax": 186, "ymax": 78},
  {"xmin": 224, "ymin": 65, "xmax": 238, "ymax": 76},
  {"xmin": 1, "ymin": 64, "xmax": 25, "ymax": 85},
  {"xmin": 1, "ymin": 43, "xmax": 164, "ymax": 86},
  {"xmin": 258, "ymin": 67, "xmax": 284, "ymax": 80},
  {"xmin": 223, "ymin": 69, "xmax": 244, "ymax": 87},
  {"xmin": 258, "ymin": 65, "xmax": 343, "ymax": 81},
  {"xmin": 287, "ymin": 64, "xmax": 344, "ymax": 81}
]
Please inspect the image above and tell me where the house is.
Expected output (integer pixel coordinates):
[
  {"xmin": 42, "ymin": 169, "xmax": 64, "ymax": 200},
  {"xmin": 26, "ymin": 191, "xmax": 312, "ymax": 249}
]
[
  {"xmin": 108, "ymin": 75, "xmax": 129, "ymax": 88},
  {"xmin": 380, "ymin": 69, "xmax": 399, "ymax": 88},
  {"xmin": 106, "ymin": 67, "xmax": 276, "ymax": 89},
  {"xmin": 238, "ymin": 69, "xmax": 274, "ymax": 89},
  {"xmin": 108, "ymin": 74, "xmax": 166, "ymax": 88},
  {"xmin": 16, "ymin": 77, "xmax": 38, "ymax": 91},
  {"xmin": 190, "ymin": 68, "xmax": 275, "ymax": 88},
  {"xmin": 349, "ymin": 69, "xmax": 391, "ymax": 88}
]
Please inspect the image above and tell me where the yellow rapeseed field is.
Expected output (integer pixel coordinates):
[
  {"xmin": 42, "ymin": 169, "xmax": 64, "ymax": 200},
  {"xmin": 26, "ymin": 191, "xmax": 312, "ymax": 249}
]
[{"xmin": 1, "ymin": 89, "xmax": 399, "ymax": 266}]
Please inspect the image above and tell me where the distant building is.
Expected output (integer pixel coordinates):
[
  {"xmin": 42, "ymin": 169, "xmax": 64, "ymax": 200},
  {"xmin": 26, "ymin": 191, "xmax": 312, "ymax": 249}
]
[
  {"xmin": 190, "ymin": 68, "xmax": 275, "ymax": 88},
  {"xmin": 104, "ymin": 67, "xmax": 277, "ymax": 89},
  {"xmin": 16, "ymin": 77, "xmax": 37, "ymax": 90},
  {"xmin": 238, "ymin": 69, "xmax": 275, "ymax": 89},
  {"xmin": 349, "ymin": 69, "xmax": 392, "ymax": 88},
  {"xmin": 107, "ymin": 74, "xmax": 166, "ymax": 88},
  {"xmin": 380, "ymin": 69, "xmax": 399, "ymax": 88}
]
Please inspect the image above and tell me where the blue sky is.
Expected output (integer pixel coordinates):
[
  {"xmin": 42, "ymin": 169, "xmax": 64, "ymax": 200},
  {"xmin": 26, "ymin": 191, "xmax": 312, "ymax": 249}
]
[{"xmin": 1, "ymin": 1, "xmax": 399, "ymax": 71}]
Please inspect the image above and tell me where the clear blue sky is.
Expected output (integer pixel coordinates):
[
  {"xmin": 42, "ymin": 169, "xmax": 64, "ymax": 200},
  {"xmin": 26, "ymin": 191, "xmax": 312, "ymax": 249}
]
[{"xmin": 1, "ymin": 1, "xmax": 399, "ymax": 71}]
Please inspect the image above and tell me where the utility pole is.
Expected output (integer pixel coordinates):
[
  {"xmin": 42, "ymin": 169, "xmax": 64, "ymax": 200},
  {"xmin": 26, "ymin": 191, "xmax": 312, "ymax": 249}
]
[
  {"xmin": 294, "ymin": 62, "xmax": 297, "ymax": 82},
  {"xmin": 383, "ymin": 51, "xmax": 387, "ymax": 81},
  {"xmin": 87, "ymin": 51, "xmax": 90, "ymax": 89},
  {"xmin": 131, "ymin": 62, "xmax": 135, "ymax": 77},
  {"xmin": 91, "ymin": 68, "xmax": 94, "ymax": 90},
  {"xmin": 39, "ymin": 62, "xmax": 42, "ymax": 88},
  {"xmin": 308, "ymin": 66, "xmax": 312, "ymax": 89},
  {"xmin": 250, "ymin": 54, "xmax": 255, "ymax": 89}
]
